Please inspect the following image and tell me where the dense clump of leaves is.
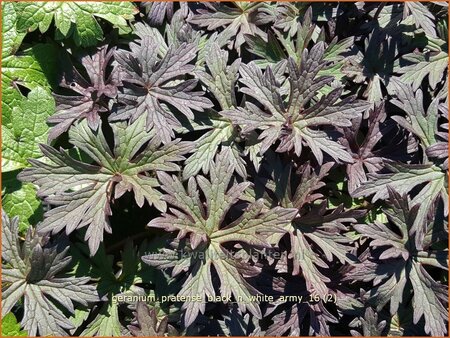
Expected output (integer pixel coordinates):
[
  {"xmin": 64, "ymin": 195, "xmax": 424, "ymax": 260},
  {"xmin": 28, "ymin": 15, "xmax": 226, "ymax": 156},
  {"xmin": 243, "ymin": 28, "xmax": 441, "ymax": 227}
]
[
  {"xmin": 48, "ymin": 45, "xmax": 121, "ymax": 140},
  {"xmin": 18, "ymin": 116, "xmax": 191, "ymax": 254},
  {"xmin": 352, "ymin": 188, "xmax": 448, "ymax": 336},
  {"xmin": 143, "ymin": 154, "xmax": 297, "ymax": 326},
  {"xmin": 1, "ymin": 212, "xmax": 99, "ymax": 336},
  {"xmin": 1, "ymin": 1, "xmax": 448, "ymax": 337}
]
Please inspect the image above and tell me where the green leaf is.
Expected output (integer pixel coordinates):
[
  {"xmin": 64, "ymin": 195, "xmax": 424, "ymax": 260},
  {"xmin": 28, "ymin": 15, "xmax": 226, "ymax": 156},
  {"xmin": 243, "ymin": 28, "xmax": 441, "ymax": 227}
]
[
  {"xmin": 2, "ymin": 3, "xmax": 26, "ymax": 58},
  {"xmin": 1, "ymin": 313, "xmax": 28, "ymax": 336},
  {"xmin": 391, "ymin": 85, "xmax": 438, "ymax": 148},
  {"xmin": 2, "ymin": 172, "xmax": 43, "ymax": 234},
  {"xmin": 189, "ymin": 2, "xmax": 272, "ymax": 51},
  {"xmin": 81, "ymin": 302, "xmax": 121, "ymax": 336},
  {"xmin": 15, "ymin": 2, "xmax": 138, "ymax": 47},
  {"xmin": 2, "ymin": 43, "xmax": 61, "ymax": 124},
  {"xmin": 2, "ymin": 87, "xmax": 55, "ymax": 172}
]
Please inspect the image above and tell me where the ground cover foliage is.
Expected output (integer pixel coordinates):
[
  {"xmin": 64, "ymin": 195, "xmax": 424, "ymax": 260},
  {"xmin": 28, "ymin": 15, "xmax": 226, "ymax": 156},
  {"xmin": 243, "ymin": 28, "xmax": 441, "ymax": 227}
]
[{"xmin": 1, "ymin": 1, "xmax": 449, "ymax": 336}]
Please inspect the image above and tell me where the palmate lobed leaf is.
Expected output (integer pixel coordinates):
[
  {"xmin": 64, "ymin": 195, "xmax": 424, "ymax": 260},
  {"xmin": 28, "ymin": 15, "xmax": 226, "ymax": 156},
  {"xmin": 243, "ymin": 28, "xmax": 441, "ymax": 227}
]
[
  {"xmin": 353, "ymin": 162, "xmax": 448, "ymax": 244},
  {"xmin": 112, "ymin": 36, "xmax": 213, "ymax": 144},
  {"xmin": 350, "ymin": 307, "xmax": 387, "ymax": 336},
  {"xmin": 399, "ymin": 51, "xmax": 448, "ymax": 91},
  {"xmin": 141, "ymin": 1, "xmax": 189, "ymax": 27},
  {"xmin": 342, "ymin": 28, "xmax": 399, "ymax": 104},
  {"xmin": 249, "ymin": 156, "xmax": 365, "ymax": 296},
  {"xmin": 143, "ymin": 153, "xmax": 297, "ymax": 326},
  {"xmin": 221, "ymin": 42, "xmax": 370, "ymax": 163},
  {"xmin": 1, "ymin": 2, "xmax": 448, "ymax": 336},
  {"xmin": 1, "ymin": 211, "xmax": 99, "ymax": 336},
  {"xmin": 340, "ymin": 103, "xmax": 391, "ymax": 194},
  {"xmin": 184, "ymin": 43, "xmax": 248, "ymax": 179},
  {"xmin": 263, "ymin": 275, "xmax": 339, "ymax": 336},
  {"xmin": 404, "ymin": 2, "xmax": 438, "ymax": 38},
  {"xmin": 390, "ymin": 85, "xmax": 440, "ymax": 149},
  {"xmin": 48, "ymin": 45, "xmax": 121, "ymax": 141},
  {"xmin": 18, "ymin": 115, "xmax": 192, "ymax": 254},
  {"xmin": 189, "ymin": 2, "xmax": 274, "ymax": 51},
  {"xmin": 246, "ymin": 5, "xmax": 354, "ymax": 84},
  {"xmin": 351, "ymin": 188, "xmax": 448, "ymax": 337}
]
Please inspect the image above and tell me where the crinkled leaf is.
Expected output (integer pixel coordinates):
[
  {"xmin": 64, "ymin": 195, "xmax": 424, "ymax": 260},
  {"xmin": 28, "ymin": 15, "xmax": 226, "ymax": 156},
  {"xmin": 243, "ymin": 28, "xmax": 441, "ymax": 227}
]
[
  {"xmin": 2, "ymin": 173, "xmax": 43, "ymax": 234},
  {"xmin": 1, "ymin": 312, "xmax": 28, "ymax": 336},
  {"xmin": 2, "ymin": 3, "xmax": 26, "ymax": 58},
  {"xmin": 2, "ymin": 87, "xmax": 55, "ymax": 172},
  {"xmin": 15, "ymin": 2, "xmax": 138, "ymax": 47}
]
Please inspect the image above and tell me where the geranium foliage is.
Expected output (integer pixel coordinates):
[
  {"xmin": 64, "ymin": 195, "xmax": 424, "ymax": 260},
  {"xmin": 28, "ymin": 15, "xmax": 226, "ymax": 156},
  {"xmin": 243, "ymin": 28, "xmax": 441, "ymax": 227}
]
[{"xmin": 1, "ymin": 2, "xmax": 448, "ymax": 337}]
